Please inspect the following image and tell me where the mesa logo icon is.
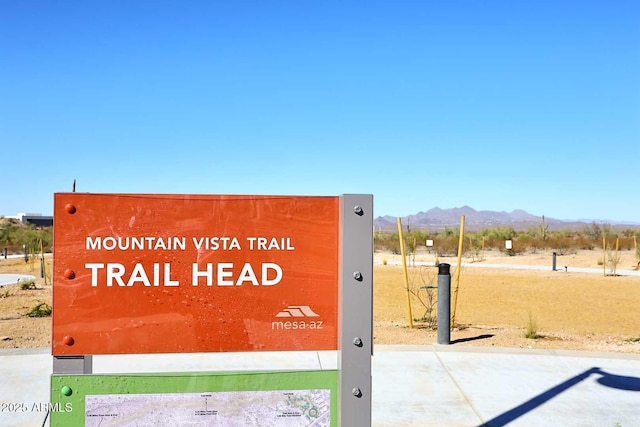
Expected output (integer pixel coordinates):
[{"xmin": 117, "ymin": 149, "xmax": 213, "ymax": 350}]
[
  {"xmin": 272, "ymin": 305, "xmax": 324, "ymax": 331},
  {"xmin": 275, "ymin": 305, "xmax": 320, "ymax": 318}
]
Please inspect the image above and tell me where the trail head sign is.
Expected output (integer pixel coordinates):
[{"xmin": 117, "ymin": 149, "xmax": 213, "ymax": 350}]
[
  {"xmin": 53, "ymin": 194, "xmax": 339, "ymax": 355},
  {"xmin": 51, "ymin": 193, "xmax": 372, "ymax": 427}
]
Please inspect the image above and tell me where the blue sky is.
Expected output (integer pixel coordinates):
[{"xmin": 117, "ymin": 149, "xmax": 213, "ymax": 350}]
[{"xmin": 1, "ymin": 1, "xmax": 638, "ymax": 223}]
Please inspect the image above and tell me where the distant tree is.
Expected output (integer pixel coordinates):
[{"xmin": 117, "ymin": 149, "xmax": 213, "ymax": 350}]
[{"xmin": 583, "ymin": 222, "xmax": 598, "ymax": 240}]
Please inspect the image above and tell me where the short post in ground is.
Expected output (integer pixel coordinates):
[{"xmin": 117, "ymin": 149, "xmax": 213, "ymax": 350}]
[{"xmin": 437, "ymin": 263, "xmax": 451, "ymax": 345}]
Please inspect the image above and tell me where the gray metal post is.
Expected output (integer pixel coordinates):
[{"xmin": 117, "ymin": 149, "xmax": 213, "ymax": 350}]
[
  {"xmin": 339, "ymin": 194, "xmax": 373, "ymax": 427},
  {"xmin": 437, "ymin": 263, "xmax": 451, "ymax": 345},
  {"xmin": 3, "ymin": 248, "xmax": 6, "ymax": 259},
  {"xmin": 53, "ymin": 355, "xmax": 93, "ymax": 374},
  {"xmin": 552, "ymin": 252, "xmax": 557, "ymax": 271}
]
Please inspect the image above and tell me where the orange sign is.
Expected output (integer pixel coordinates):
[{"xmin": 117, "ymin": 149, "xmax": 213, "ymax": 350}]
[{"xmin": 52, "ymin": 194, "xmax": 339, "ymax": 355}]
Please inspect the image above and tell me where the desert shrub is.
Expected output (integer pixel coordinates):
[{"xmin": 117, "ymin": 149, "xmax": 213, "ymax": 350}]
[
  {"xmin": 18, "ymin": 278, "xmax": 37, "ymax": 290},
  {"xmin": 522, "ymin": 225, "xmax": 539, "ymax": 239},
  {"xmin": 582, "ymin": 222, "xmax": 603, "ymax": 240},
  {"xmin": 618, "ymin": 237, "xmax": 635, "ymax": 251},
  {"xmin": 467, "ymin": 235, "xmax": 484, "ymax": 261},
  {"xmin": 374, "ymin": 233, "xmax": 401, "ymax": 254},
  {"xmin": 554, "ymin": 237, "xmax": 577, "ymax": 255},
  {"xmin": 585, "ymin": 222, "xmax": 615, "ymax": 239},
  {"xmin": 517, "ymin": 234, "xmax": 532, "ymax": 246},
  {"xmin": 407, "ymin": 266, "xmax": 438, "ymax": 329},
  {"xmin": 480, "ymin": 227, "xmax": 518, "ymax": 251},
  {"xmin": 487, "ymin": 226, "xmax": 516, "ymax": 241},
  {"xmin": 524, "ymin": 311, "xmax": 541, "ymax": 339},
  {"xmin": 374, "ymin": 224, "xmax": 640, "ymax": 255},
  {"xmin": 605, "ymin": 247, "xmax": 622, "ymax": 275},
  {"xmin": 433, "ymin": 236, "xmax": 459, "ymax": 256},
  {"xmin": 26, "ymin": 302, "xmax": 51, "ymax": 317},
  {"xmin": 573, "ymin": 236, "xmax": 596, "ymax": 250}
]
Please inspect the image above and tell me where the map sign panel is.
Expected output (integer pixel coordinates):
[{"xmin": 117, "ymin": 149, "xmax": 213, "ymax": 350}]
[
  {"xmin": 52, "ymin": 194, "xmax": 339, "ymax": 355},
  {"xmin": 50, "ymin": 370, "xmax": 338, "ymax": 427},
  {"xmin": 85, "ymin": 389, "xmax": 330, "ymax": 426}
]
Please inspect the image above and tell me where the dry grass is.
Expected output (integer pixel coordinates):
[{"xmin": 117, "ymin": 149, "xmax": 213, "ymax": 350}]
[
  {"xmin": 375, "ymin": 263, "xmax": 640, "ymax": 336},
  {"xmin": 373, "ymin": 249, "xmax": 640, "ymax": 352},
  {"xmin": 0, "ymin": 257, "xmax": 53, "ymax": 347}
]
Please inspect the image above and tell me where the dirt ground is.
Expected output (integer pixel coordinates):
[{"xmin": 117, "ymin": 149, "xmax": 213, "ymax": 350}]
[
  {"xmin": 0, "ymin": 257, "xmax": 53, "ymax": 349},
  {"xmin": 1, "ymin": 250, "xmax": 639, "ymax": 353},
  {"xmin": 374, "ymin": 249, "xmax": 640, "ymax": 353}
]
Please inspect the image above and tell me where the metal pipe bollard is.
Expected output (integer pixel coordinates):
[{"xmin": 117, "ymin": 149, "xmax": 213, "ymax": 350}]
[
  {"xmin": 552, "ymin": 252, "xmax": 557, "ymax": 271},
  {"xmin": 437, "ymin": 263, "xmax": 451, "ymax": 345}
]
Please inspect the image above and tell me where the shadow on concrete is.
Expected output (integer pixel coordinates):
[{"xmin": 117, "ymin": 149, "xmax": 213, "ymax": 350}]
[
  {"xmin": 595, "ymin": 368, "xmax": 640, "ymax": 392},
  {"xmin": 479, "ymin": 367, "xmax": 640, "ymax": 427},
  {"xmin": 450, "ymin": 334, "xmax": 494, "ymax": 345}
]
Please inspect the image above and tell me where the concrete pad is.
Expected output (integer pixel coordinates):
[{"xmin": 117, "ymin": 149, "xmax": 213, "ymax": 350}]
[
  {"xmin": 0, "ymin": 348, "xmax": 50, "ymax": 427},
  {"xmin": 435, "ymin": 347, "xmax": 640, "ymax": 427},
  {"xmin": 372, "ymin": 350, "xmax": 482, "ymax": 426},
  {"xmin": 1, "ymin": 345, "xmax": 639, "ymax": 426}
]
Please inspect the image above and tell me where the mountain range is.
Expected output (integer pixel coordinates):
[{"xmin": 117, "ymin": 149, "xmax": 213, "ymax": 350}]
[{"xmin": 374, "ymin": 206, "xmax": 637, "ymax": 232}]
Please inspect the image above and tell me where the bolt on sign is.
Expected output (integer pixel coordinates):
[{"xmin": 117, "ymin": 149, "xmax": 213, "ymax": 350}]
[{"xmin": 53, "ymin": 194, "xmax": 340, "ymax": 355}]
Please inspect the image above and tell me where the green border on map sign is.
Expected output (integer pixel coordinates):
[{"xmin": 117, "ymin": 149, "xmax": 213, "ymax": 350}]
[{"xmin": 51, "ymin": 370, "xmax": 338, "ymax": 426}]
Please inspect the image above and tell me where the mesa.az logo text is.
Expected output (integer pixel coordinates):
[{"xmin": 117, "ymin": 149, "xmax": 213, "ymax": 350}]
[{"xmin": 272, "ymin": 305, "xmax": 323, "ymax": 330}]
